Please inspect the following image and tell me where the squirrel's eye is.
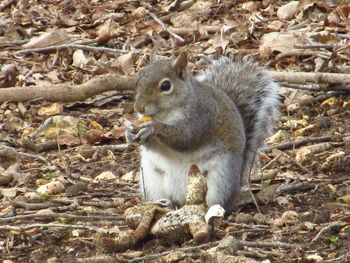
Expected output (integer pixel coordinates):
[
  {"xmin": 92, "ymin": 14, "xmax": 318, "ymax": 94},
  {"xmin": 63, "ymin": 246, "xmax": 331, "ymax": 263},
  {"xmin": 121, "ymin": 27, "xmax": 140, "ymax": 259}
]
[{"xmin": 160, "ymin": 80, "xmax": 172, "ymax": 92}]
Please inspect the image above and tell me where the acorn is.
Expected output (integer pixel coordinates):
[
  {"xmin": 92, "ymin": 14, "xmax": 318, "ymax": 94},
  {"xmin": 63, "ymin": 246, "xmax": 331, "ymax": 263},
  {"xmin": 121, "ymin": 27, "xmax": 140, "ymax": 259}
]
[{"xmin": 134, "ymin": 116, "xmax": 153, "ymax": 132}]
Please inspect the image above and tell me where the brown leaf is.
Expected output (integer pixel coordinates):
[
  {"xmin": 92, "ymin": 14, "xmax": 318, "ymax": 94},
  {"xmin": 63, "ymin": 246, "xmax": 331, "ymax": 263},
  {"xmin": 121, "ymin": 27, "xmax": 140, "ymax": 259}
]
[
  {"xmin": 22, "ymin": 29, "xmax": 70, "ymax": 49},
  {"xmin": 0, "ymin": 64, "xmax": 18, "ymax": 88},
  {"xmin": 277, "ymin": 1, "xmax": 299, "ymax": 20},
  {"xmin": 37, "ymin": 103, "xmax": 64, "ymax": 116},
  {"xmin": 97, "ymin": 18, "xmax": 112, "ymax": 44}
]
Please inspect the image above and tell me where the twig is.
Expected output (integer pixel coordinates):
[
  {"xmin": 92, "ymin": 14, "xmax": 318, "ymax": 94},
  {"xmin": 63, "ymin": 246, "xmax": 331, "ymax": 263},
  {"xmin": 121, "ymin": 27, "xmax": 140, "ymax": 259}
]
[
  {"xmin": 269, "ymin": 71, "xmax": 350, "ymax": 85},
  {"xmin": 261, "ymin": 155, "xmax": 279, "ymax": 170},
  {"xmin": 22, "ymin": 138, "xmax": 59, "ymax": 153},
  {"xmin": 295, "ymin": 44, "xmax": 343, "ymax": 49},
  {"xmin": 241, "ymin": 240, "xmax": 297, "ymax": 249},
  {"xmin": 279, "ymin": 82, "xmax": 350, "ymax": 92},
  {"xmin": 0, "ymin": 223, "xmax": 101, "ymax": 232},
  {"xmin": 310, "ymin": 221, "xmax": 347, "ymax": 244},
  {"xmin": 226, "ymin": 222, "xmax": 270, "ymax": 230},
  {"xmin": 288, "ymin": 19, "xmax": 310, "ymax": 30},
  {"xmin": 147, "ymin": 11, "xmax": 185, "ymax": 42},
  {"xmin": 18, "ymin": 43, "xmax": 129, "ymax": 54},
  {"xmin": 275, "ymin": 181, "xmax": 314, "ymax": 196},
  {"xmin": 0, "ymin": 212, "xmax": 124, "ymax": 223},
  {"xmin": 314, "ymin": 91, "xmax": 348, "ymax": 102},
  {"xmin": 0, "ymin": 39, "xmax": 29, "ymax": 47},
  {"xmin": 262, "ymin": 136, "xmax": 333, "ymax": 152},
  {"xmin": 338, "ymin": 34, "xmax": 350, "ymax": 40},
  {"xmin": 128, "ymin": 242, "xmax": 218, "ymax": 263},
  {"xmin": 76, "ymin": 255, "xmax": 117, "ymax": 263},
  {"xmin": 275, "ymin": 50, "xmax": 331, "ymax": 61},
  {"xmin": 27, "ymin": 117, "xmax": 53, "ymax": 140},
  {"xmin": 0, "ymin": 145, "xmax": 46, "ymax": 162}
]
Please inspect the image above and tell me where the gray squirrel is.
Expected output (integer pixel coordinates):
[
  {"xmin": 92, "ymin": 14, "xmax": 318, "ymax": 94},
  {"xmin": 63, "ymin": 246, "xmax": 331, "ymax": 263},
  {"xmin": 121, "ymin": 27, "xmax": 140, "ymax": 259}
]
[{"xmin": 126, "ymin": 52, "xmax": 281, "ymax": 212}]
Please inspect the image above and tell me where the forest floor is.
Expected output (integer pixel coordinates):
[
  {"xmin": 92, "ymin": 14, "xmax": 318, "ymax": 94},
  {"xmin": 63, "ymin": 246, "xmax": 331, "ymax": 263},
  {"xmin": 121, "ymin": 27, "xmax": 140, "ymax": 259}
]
[{"xmin": 0, "ymin": 0, "xmax": 350, "ymax": 262}]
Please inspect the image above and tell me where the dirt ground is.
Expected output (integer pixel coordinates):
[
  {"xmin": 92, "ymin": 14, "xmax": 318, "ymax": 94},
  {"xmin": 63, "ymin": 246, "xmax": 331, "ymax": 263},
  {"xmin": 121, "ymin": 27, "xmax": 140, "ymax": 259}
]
[{"xmin": 1, "ymin": 0, "xmax": 350, "ymax": 262}]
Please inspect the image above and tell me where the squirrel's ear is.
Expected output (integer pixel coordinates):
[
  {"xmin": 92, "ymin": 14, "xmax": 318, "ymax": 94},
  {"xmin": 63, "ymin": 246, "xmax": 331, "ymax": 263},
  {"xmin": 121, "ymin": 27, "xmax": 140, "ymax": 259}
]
[
  {"xmin": 149, "ymin": 51, "xmax": 159, "ymax": 62},
  {"xmin": 173, "ymin": 51, "xmax": 188, "ymax": 79}
]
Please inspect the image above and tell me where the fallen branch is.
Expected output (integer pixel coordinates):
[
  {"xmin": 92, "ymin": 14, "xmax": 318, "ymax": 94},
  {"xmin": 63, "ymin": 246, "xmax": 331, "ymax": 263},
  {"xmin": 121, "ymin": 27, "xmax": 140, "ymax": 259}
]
[
  {"xmin": 128, "ymin": 242, "xmax": 217, "ymax": 263},
  {"xmin": 279, "ymin": 82, "xmax": 350, "ymax": 92},
  {"xmin": 0, "ymin": 223, "xmax": 101, "ymax": 232},
  {"xmin": 241, "ymin": 240, "xmax": 297, "ymax": 249},
  {"xmin": 262, "ymin": 136, "xmax": 333, "ymax": 152},
  {"xmin": 18, "ymin": 43, "xmax": 129, "ymax": 54},
  {"xmin": 0, "ymin": 73, "xmax": 135, "ymax": 103},
  {"xmin": 1, "ymin": 70, "xmax": 350, "ymax": 103},
  {"xmin": 0, "ymin": 212, "xmax": 124, "ymax": 223},
  {"xmin": 269, "ymin": 71, "xmax": 350, "ymax": 85},
  {"xmin": 295, "ymin": 44, "xmax": 343, "ymax": 49}
]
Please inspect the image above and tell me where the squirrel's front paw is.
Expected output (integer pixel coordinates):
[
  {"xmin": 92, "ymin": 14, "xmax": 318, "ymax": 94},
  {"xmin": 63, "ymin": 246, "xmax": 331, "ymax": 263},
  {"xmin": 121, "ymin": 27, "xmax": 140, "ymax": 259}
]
[
  {"xmin": 125, "ymin": 121, "xmax": 156, "ymax": 144},
  {"xmin": 125, "ymin": 124, "xmax": 138, "ymax": 144},
  {"xmin": 135, "ymin": 121, "xmax": 156, "ymax": 144}
]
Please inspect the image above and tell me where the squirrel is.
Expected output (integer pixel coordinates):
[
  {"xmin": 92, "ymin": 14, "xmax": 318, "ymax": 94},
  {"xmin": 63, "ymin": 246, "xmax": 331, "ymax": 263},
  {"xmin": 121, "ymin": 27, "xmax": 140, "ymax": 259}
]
[{"xmin": 126, "ymin": 52, "xmax": 281, "ymax": 212}]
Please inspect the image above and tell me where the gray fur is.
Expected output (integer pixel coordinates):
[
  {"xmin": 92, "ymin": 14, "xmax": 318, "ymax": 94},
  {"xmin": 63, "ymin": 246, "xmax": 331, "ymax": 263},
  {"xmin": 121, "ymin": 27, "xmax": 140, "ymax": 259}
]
[
  {"xmin": 128, "ymin": 55, "xmax": 281, "ymax": 212},
  {"xmin": 198, "ymin": 57, "xmax": 281, "ymax": 184}
]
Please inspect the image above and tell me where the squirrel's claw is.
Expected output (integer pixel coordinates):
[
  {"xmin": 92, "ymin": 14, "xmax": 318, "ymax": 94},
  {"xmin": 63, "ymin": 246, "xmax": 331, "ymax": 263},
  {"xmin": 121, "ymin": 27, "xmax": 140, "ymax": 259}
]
[
  {"xmin": 125, "ymin": 124, "xmax": 138, "ymax": 143},
  {"xmin": 125, "ymin": 121, "xmax": 157, "ymax": 144},
  {"xmin": 135, "ymin": 126, "xmax": 155, "ymax": 144}
]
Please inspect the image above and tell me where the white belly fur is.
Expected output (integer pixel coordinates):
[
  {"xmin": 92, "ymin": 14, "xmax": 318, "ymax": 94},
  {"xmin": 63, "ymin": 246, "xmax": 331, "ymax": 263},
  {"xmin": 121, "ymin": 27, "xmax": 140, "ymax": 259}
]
[{"xmin": 140, "ymin": 140, "xmax": 233, "ymax": 207}]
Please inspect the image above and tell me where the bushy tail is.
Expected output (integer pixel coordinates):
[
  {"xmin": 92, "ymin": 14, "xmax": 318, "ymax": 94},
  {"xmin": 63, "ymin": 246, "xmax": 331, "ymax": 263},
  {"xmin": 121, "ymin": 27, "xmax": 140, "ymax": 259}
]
[{"xmin": 199, "ymin": 56, "xmax": 281, "ymax": 184}]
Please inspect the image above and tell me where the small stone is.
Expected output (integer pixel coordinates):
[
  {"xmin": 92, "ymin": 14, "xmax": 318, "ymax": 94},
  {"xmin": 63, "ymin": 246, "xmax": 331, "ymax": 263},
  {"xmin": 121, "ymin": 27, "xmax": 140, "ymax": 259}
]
[
  {"xmin": 162, "ymin": 251, "xmax": 187, "ymax": 263},
  {"xmin": 287, "ymin": 103, "xmax": 300, "ymax": 113},
  {"xmin": 235, "ymin": 213, "xmax": 253, "ymax": 224},
  {"xmin": 95, "ymin": 171, "xmax": 117, "ymax": 181},
  {"xmin": 216, "ymin": 236, "xmax": 242, "ymax": 255},
  {"xmin": 253, "ymin": 213, "xmax": 268, "ymax": 224},
  {"xmin": 37, "ymin": 181, "xmax": 65, "ymax": 195}
]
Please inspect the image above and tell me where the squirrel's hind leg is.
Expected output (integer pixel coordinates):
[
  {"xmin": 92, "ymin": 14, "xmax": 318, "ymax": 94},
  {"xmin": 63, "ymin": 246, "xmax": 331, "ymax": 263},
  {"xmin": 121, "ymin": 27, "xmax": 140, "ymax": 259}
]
[{"xmin": 200, "ymin": 152, "xmax": 243, "ymax": 212}]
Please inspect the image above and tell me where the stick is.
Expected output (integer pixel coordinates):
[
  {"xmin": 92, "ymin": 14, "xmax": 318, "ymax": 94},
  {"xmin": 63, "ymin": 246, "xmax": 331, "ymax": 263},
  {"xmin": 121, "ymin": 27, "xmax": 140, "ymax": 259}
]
[
  {"xmin": 18, "ymin": 43, "xmax": 129, "ymax": 54},
  {"xmin": 0, "ymin": 212, "xmax": 124, "ymax": 223},
  {"xmin": 295, "ymin": 44, "xmax": 343, "ymax": 49},
  {"xmin": 310, "ymin": 221, "xmax": 346, "ymax": 244},
  {"xmin": 241, "ymin": 240, "xmax": 297, "ymax": 249},
  {"xmin": 280, "ymin": 82, "xmax": 350, "ymax": 92},
  {"xmin": 262, "ymin": 136, "xmax": 333, "ymax": 152},
  {"xmin": 128, "ymin": 242, "xmax": 218, "ymax": 263},
  {"xmin": 0, "ymin": 223, "xmax": 101, "ymax": 232},
  {"xmin": 269, "ymin": 71, "xmax": 350, "ymax": 85},
  {"xmin": 147, "ymin": 11, "xmax": 185, "ymax": 42},
  {"xmin": 0, "ymin": 73, "xmax": 135, "ymax": 103}
]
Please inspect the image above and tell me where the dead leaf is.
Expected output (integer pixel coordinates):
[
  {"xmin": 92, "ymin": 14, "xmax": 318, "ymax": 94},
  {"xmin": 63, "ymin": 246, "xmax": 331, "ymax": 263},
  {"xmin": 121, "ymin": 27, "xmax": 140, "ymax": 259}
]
[
  {"xmin": 337, "ymin": 194, "xmax": 350, "ymax": 204},
  {"xmin": 116, "ymin": 52, "xmax": 135, "ymax": 74},
  {"xmin": 97, "ymin": 18, "xmax": 112, "ymax": 44},
  {"xmin": 37, "ymin": 103, "xmax": 64, "ymax": 116},
  {"xmin": 256, "ymin": 184, "xmax": 280, "ymax": 204},
  {"xmin": 259, "ymin": 31, "xmax": 307, "ymax": 59},
  {"xmin": 22, "ymin": 29, "xmax": 70, "ymax": 49},
  {"xmin": 72, "ymin": 49, "xmax": 89, "ymax": 68},
  {"xmin": 277, "ymin": 1, "xmax": 299, "ymax": 20},
  {"xmin": 95, "ymin": 171, "xmax": 117, "ymax": 181},
  {"xmin": 0, "ymin": 64, "xmax": 18, "ymax": 88},
  {"xmin": 37, "ymin": 181, "xmax": 65, "ymax": 195}
]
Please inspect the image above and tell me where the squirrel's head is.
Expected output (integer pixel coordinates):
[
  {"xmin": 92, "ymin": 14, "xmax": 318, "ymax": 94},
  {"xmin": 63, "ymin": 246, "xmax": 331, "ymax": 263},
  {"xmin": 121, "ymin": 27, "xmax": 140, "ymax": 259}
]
[{"xmin": 134, "ymin": 52, "xmax": 191, "ymax": 123}]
